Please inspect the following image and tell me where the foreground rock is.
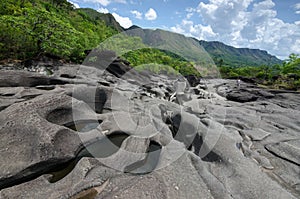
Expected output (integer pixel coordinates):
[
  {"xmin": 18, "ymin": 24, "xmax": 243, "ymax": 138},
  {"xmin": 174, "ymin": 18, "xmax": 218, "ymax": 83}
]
[{"xmin": 0, "ymin": 61, "xmax": 299, "ymax": 198}]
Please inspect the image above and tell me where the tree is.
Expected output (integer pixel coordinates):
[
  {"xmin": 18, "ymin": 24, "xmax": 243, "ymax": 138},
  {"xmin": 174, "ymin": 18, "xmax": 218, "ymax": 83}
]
[
  {"xmin": 283, "ymin": 53, "xmax": 300, "ymax": 75},
  {"xmin": 0, "ymin": 0, "xmax": 119, "ymax": 62}
]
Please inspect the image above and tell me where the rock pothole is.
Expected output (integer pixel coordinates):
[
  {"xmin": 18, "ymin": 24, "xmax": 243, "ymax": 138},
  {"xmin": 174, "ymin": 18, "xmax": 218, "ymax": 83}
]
[{"xmin": 63, "ymin": 120, "xmax": 103, "ymax": 133}]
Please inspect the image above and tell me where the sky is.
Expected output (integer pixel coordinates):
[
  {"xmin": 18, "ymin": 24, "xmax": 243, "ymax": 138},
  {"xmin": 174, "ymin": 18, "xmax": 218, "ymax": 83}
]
[{"xmin": 68, "ymin": 0, "xmax": 300, "ymax": 60}]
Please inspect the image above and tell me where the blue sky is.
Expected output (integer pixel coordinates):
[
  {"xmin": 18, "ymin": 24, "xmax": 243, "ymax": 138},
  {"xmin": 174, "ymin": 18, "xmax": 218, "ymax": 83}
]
[{"xmin": 69, "ymin": 0, "xmax": 300, "ymax": 59}]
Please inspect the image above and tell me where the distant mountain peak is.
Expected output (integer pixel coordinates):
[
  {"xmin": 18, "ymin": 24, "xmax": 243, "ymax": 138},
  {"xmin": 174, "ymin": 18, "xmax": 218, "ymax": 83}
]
[
  {"xmin": 127, "ymin": 25, "xmax": 142, "ymax": 30},
  {"xmin": 199, "ymin": 40, "xmax": 282, "ymax": 66},
  {"xmin": 78, "ymin": 7, "xmax": 282, "ymax": 67},
  {"xmin": 78, "ymin": 8, "xmax": 124, "ymax": 32},
  {"xmin": 125, "ymin": 26, "xmax": 282, "ymax": 67}
]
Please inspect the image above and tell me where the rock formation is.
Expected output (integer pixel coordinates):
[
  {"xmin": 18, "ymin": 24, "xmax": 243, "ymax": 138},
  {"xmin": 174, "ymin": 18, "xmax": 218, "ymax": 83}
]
[{"xmin": 0, "ymin": 59, "xmax": 299, "ymax": 199}]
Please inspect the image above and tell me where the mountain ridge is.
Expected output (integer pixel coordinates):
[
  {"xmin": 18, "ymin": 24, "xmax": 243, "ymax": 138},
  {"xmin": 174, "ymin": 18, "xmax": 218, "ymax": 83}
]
[
  {"xmin": 0, "ymin": 0, "xmax": 283, "ymax": 68},
  {"xmin": 124, "ymin": 25, "xmax": 282, "ymax": 67},
  {"xmin": 198, "ymin": 40, "xmax": 282, "ymax": 67},
  {"xmin": 78, "ymin": 8, "xmax": 124, "ymax": 32}
]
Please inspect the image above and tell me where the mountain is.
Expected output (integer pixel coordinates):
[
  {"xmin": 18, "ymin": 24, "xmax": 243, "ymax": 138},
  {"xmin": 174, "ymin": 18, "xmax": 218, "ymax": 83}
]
[
  {"xmin": 126, "ymin": 27, "xmax": 210, "ymax": 61},
  {"xmin": 0, "ymin": 2, "xmax": 282, "ymax": 68},
  {"xmin": 78, "ymin": 8, "xmax": 124, "ymax": 32},
  {"xmin": 125, "ymin": 27, "xmax": 214, "ymax": 65},
  {"xmin": 199, "ymin": 40, "xmax": 282, "ymax": 67},
  {"xmin": 126, "ymin": 26, "xmax": 282, "ymax": 67}
]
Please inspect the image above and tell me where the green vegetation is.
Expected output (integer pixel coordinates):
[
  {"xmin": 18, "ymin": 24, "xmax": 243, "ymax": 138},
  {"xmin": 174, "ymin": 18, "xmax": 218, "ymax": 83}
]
[
  {"xmin": 123, "ymin": 48, "xmax": 200, "ymax": 76},
  {"xmin": 93, "ymin": 33, "xmax": 200, "ymax": 76},
  {"xmin": 0, "ymin": 0, "xmax": 118, "ymax": 62},
  {"xmin": 220, "ymin": 53, "xmax": 300, "ymax": 90},
  {"xmin": 1, "ymin": 1, "xmax": 298, "ymax": 89},
  {"xmin": 199, "ymin": 40, "xmax": 282, "ymax": 67},
  {"xmin": 126, "ymin": 28, "xmax": 216, "ymax": 67},
  {"xmin": 78, "ymin": 8, "xmax": 123, "ymax": 32},
  {"xmin": 0, "ymin": 2, "xmax": 200, "ymax": 77},
  {"xmin": 96, "ymin": 33, "xmax": 147, "ymax": 56}
]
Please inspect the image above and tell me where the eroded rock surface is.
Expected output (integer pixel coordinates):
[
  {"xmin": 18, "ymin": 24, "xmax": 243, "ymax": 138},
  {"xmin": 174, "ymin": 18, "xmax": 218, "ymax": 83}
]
[{"xmin": 0, "ymin": 62, "xmax": 299, "ymax": 198}]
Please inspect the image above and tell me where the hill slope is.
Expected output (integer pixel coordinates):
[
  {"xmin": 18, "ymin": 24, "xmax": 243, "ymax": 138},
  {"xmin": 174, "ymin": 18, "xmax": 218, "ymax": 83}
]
[
  {"xmin": 78, "ymin": 8, "xmax": 124, "ymax": 32},
  {"xmin": 199, "ymin": 40, "xmax": 282, "ymax": 67},
  {"xmin": 126, "ymin": 26, "xmax": 213, "ymax": 65},
  {"xmin": 0, "ymin": 0, "xmax": 118, "ymax": 62},
  {"xmin": 0, "ymin": 3, "xmax": 282, "ymax": 68},
  {"xmin": 126, "ymin": 26, "xmax": 282, "ymax": 67}
]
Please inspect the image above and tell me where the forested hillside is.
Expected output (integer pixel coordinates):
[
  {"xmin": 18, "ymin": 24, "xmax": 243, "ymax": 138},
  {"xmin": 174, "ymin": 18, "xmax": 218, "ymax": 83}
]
[
  {"xmin": 199, "ymin": 40, "xmax": 282, "ymax": 67},
  {"xmin": 125, "ymin": 26, "xmax": 282, "ymax": 68},
  {"xmin": 1, "ymin": 1, "xmax": 298, "ymax": 89},
  {"xmin": 0, "ymin": 0, "xmax": 118, "ymax": 62},
  {"xmin": 86, "ymin": 33, "xmax": 201, "ymax": 76},
  {"xmin": 126, "ymin": 26, "xmax": 214, "ymax": 65},
  {"xmin": 0, "ymin": 1, "xmax": 200, "ymax": 76},
  {"xmin": 78, "ymin": 8, "xmax": 124, "ymax": 32}
]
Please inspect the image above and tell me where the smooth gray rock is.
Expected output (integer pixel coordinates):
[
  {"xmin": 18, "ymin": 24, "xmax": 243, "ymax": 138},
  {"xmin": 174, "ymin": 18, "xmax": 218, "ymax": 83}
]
[{"xmin": 0, "ymin": 65, "xmax": 299, "ymax": 198}]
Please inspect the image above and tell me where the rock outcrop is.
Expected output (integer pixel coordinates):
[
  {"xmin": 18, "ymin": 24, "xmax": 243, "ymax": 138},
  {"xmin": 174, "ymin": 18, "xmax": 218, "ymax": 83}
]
[{"xmin": 0, "ymin": 60, "xmax": 299, "ymax": 198}]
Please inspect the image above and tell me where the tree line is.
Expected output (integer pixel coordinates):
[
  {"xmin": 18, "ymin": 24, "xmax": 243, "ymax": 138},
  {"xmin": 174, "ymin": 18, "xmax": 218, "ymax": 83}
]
[
  {"xmin": 0, "ymin": 0, "xmax": 117, "ymax": 62},
  {"xmin": 219, "ymin": 53, "xmax": 300, "ymax": 90}
]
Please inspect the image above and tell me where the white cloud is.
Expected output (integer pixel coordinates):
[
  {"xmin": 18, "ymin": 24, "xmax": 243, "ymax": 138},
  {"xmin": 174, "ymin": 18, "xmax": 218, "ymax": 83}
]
[
  {"xmin": 172, "ymin": 0, "xmax": 300, "ymax": 59},
  {"xmin": 186, "ymin": 7, "xmax": 195, "ymax": 13},
  {"xmin": 239, "ymin": 0, "xmax": 300, "ymax": 58},
  {"xmin": 96, "ymin": 0, "xmax": 110, "ymax": 6},
  {"xmin": 295, "ymin": 3, "xmax": 300, "ymax": 14},
  {"xmin": 131, "ymin": 10, "xmax": 143, "ymax": 19},
  {"xmin": 112, "ymin": 13, "xmax": 133, "ymax": 28},
  {"xmin": 145, "ymin": 8, "xmax": 157, "ymax": 20},
  {"xmin": 98, "ymin": 7, "xmax": 109, "ymax": 13},
  {"xmin": 129, "ymin": 0, "xmax": 138, "ymax": 5},
  {"xmin": 82, "ymin": 0, "xmax": 126, "ymax": 6},
  {"xmin": 186, "ymin": 12, "xmax": 193, "ymax": 19},
  {"xmin": 114, "ymin": 0, "xmax": 126, "ymax": 3},
  {"xmin": 67, "ymin": 0, "xmax": 80, "ymax": 8},
  {"xmin": 197, "ymin": 0, "xmax": 252, "ymax": 34},
  {"xmin": 171, "ymin": 20, "xmax": 217, "ymax": 40}
]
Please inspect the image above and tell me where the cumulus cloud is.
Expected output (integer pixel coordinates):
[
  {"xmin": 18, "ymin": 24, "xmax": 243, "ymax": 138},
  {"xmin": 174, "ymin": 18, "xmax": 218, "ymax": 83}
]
[
  {"xmin": 295, "ymin": 3, "xmax": 300, "ymax": 14},
  {"xmin": 145, "ymin": 8, "xmax": 157, "ymax": 20},
  {"xmin": 171, "ymin": 20, "xmax": 217, "ymax": 40},
  {"xmin": 131, "ymin": 10, "xmax": 143, "ymax": 19},
  {"xmin": 67, "ymin": 0, "xmax": 80, "ymax": 8},
  {"xmin": 95, "ymin": 0, "xmax": 110, "ymax": 6},
  {"xmin": 114, "ymin": 0, "xmax": 126, "ymax": 4},
  {"xmin": 98, "ymin": 7, "xmax": 109, "ymax": 13},
  {"xmin": 82, "ymin": 0, "xmax": 126, "ymax": 6},
  {"xmin": 197, "ymin": 0, "xmax": 252, "ymax": 34},
  {"xmin": 171, "ymin": 0, "xmax": 300, "ymax": 59},
  {"xmin": 112, "ymin": 13, "xmax": 133, "ymax": 28}
]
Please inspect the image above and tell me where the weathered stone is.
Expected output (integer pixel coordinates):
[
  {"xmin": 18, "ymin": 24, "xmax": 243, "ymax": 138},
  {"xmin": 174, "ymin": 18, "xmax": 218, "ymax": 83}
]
[{"xmin": 0, "ymin": 63, "xmax": 300, "ymax": 199}]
